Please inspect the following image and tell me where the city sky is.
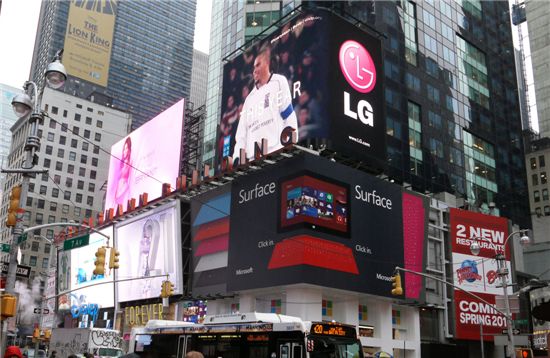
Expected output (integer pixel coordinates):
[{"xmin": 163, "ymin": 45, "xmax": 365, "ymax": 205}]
[{"xmin": 0, "ymin": 0, "xmax": 211, "ymax": 89}]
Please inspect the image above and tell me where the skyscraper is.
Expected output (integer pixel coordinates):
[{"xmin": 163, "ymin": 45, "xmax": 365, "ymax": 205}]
[
  {"xmin": 204, "ymin": 0, "xmax": 529, "ymax": 228},
  {"xmin": 30, "ymin": 0, "xmax": 196, "ymax": 129},
  {"xmin": 0, "ymin": 84, "xmax": 21, "ymax": 203}
]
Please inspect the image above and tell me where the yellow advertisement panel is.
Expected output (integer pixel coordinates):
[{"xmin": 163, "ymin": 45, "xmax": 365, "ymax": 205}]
[{"xmin": 63, "ymin": 0, "xmax": 117, "ymax": 87}]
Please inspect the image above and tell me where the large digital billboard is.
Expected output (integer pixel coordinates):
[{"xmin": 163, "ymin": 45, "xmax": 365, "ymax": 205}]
[
  {"xmin": 449, "ymin": 208, "xmax": 511, "ymax": 341},
  {"xmin": 63, "ymin": 0, "xmax": 117, "ymax": 86},
  {"xmin": 105, "ymin": 99, "xmax": 185, "ymax": 213},
  {"xmin": 217, "ymin": 9, "xmax": 385, "ymax": 169},
  {"xmin": 116, "ymin": 201, "xmax": 182, "ymax": 302},
  {"xmin": 57, "ymin": 228, "xmax": 114, "ymax": 311},
  {"xmin": 223, "ymin": 153, "xmax": 427, "ymax": 299}
]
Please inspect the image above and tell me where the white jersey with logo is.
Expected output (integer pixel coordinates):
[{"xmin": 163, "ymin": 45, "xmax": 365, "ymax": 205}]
[{"xmin": 233, "ymin": 73, "xmax": 298, "ymax": 161}]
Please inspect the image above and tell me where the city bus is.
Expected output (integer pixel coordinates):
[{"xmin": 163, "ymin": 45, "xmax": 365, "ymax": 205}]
[{"xmin": 128, "ymin": 312, "xmax": 364, "ymax": 358}]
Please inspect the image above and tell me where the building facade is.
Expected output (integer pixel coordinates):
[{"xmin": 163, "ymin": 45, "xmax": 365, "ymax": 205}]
[
  {"xmin": 0, "ymin": 87, "xmax": 131, "ymax": 283},
  {"xmin": 189, "ymin": 49, "xmax": 209, "ymax": 110},
  {"xmin": 29, "ymin": 0, "xmax": 196, "ymax": 129},
  {"xmin": 0, "ymin": 84, "xmax": 21, "ymax": 204}
]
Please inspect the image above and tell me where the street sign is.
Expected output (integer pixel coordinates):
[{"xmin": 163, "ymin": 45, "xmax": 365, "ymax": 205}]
[
  {"xmin": 63, "ymin": 234, "xmax": 90, "ymax": 251},
  {"xmin": 501, "ymin": 328, "xmax": 521, "ymax": 335},
  {"xmin": 496, "ymin": 295, "xmax": 520, "ymax": 313},
  {"xmin": 1, "ymin": 243, "xmax": 10, "ymax": 253},
  {"xmin": 17, "ymin": 233, "xmax": 28, "ymax": 244},
  {"xmin": 0, "ymin": 263, "xmax": 31, "ymax": 278},
  {"xmin": 33, "ymin": 308, "xmax": 50, "ymax": 314}
]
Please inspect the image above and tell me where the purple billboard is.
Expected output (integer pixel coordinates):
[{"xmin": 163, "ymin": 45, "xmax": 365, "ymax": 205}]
[{"xmin": 105, "ymin": 99, "xmax": 185, "ymax": 213}]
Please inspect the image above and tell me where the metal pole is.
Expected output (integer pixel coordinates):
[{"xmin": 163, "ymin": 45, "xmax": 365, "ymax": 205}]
[
  {"xmin": 112, "ymin": 228, "xmax": 119, "ymax": 331},
  {"xmin": 35, "ymin": 237, "xmax": 55, "ymax": 353},
  {"xmin": 1, "ymin": 82, "xmax": 42, "ymax": 358},
  {"xmin": 480, "ymin": 321, "xmax": 484, "ymax": 358},
  {"xmin": 497, "ymin": 253, "xmax": 514, "ymax": 357}
]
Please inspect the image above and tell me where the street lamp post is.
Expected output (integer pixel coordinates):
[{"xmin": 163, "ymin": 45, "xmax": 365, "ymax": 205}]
[
  {"xmin": 0, "ymin": 50, "xmax": 66, "ymax": 358},
  {"xmin": 34, "ymin": 236, "xmax": 56, "ymax": 354},
  {"xmin": 469, "ymin": 229, "xmax": 530, "ymax": 358}
]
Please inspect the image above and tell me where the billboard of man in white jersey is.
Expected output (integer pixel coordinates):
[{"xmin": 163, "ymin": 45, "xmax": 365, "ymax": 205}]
[{"xmin": 232, "ymin": 44, "xmax": 299, "ymax": 163}]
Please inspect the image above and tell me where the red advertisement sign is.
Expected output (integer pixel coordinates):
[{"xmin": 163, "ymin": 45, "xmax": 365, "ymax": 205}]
[
  {"xmin": 449, "ymin": 208, "xmax": 510, "ymax": 259},
  {"xmin": 454, "ymin": 290, "xmax": 507, "ymax": 341}
]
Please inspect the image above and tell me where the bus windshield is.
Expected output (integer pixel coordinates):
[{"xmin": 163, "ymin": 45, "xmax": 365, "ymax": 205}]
[{"xmin": 309, "ymin": 336, "xmax": 362, "ymax": 358}]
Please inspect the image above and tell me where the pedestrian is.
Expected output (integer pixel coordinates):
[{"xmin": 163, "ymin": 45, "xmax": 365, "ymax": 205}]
[
  {"xmin": 49, "ymin": 351, "xmax": 57, "ymax": 358},
  {"xmin": 4, "ymin": 346, "xmax": 22, "ymax": 358},
  {"xmin": 185, "ymin": 351, "xmax": 204, "ymax": 358}
]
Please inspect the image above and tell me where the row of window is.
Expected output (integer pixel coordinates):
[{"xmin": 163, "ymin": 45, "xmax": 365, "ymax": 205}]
[
  {"xmin": 530, "ymin": 155, "xmax": 546, "ymax": 170},
  {"xmin": 43, "ymin": 154, "xmax": 99, "ymax": 167},
  {"xmin": 531, "ymin": 173, "xmax": 548, "ymax": 186},
  {"xmin": 20, "ymin": 255, "xmax": 48, "ymax": 268},
  {"xmin": 533, "ymin": 189, "xmax": 549, "ymax": 203},
  {"xmin": 28, "ymin": 190, "xmax": 95, "ymax": 206}
]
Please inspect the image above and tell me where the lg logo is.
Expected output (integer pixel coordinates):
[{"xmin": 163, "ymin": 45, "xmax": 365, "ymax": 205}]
[
  {"xmin": 339, "ymin": 40, "xmax": 376, "ymax": 126},
  {"xmin": 339, "ymin": 40, "xmax": 376, "ymax": 93}
]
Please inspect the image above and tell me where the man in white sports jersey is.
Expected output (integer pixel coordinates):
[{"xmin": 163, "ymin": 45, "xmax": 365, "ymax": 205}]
[{"xmin": 232, "ymin": 44, "xmax": 298, "ymax": 163}]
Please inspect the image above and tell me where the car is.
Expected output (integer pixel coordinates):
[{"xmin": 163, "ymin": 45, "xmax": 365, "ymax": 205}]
[{"xmin": 23, "ymin": 349, "xmax": 46, "ymax": 358}]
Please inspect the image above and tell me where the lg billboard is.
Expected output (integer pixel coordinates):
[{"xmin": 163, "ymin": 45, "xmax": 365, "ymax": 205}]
[
  {"xmin": 116, "ymin": 201, "xmax": 183, "ymax": 302},
  {"xmin": 105, "ymin": 99, "xmax": 185, "ymax": 213},
  {"xmin": 217, "ymin": 9, "xmax": 385, "ymax": 170},
  {"xmin": 450, "ymin": 208, "xmax": 511, "ymax": 341},
  {"xmin": 217, "ymin": 153, "xmax": 427, "ymax": 299}
]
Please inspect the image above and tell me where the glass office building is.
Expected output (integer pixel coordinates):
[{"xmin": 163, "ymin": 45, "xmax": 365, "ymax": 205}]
[
  {"xmin": 30, "ymin": 0, "xmax": 196, "ymax": 129},
  {"xmin": 204, "ymin": 0, "xmax": 529, "ymax": 228}
]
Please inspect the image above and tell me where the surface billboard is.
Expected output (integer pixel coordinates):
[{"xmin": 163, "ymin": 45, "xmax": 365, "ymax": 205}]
[
  {"xmin": 224, "ymin": 153, "xmax": 427, "ymax": 299},
  {"xmin": 105, "ymin": 99, "xmax": 185, "ymax": 213},
  {"xmin": 449, "ymin": 208, "xmax": 511, "ymax": 341},
  {"xmin": 217, "ymin": 9, "xmax": 385, "ymax": 169},
  {"xmin": 57, "ymin": 228, "xmax": 114, "ymax": 311},
  {"xmin": 116, "ymin": 201, "xmax": 182, "ymax": 302},
  {"xmin": 63, "ymin": 0, "xmax": 117, "ymax": 86}
]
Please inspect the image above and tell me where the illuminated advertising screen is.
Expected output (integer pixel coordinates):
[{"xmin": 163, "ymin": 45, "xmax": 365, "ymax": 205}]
[
  {"xmin": 449, "ymin": 208, "xmax": 511, "ymax": 341},
  {"xmin": 224, "ymin": 153, "xmax": 427, "ymax": 299},
  {"xmin": 279, "ymin": 174, "xmax": 349, "ymax": 236},
  {"xmin": 105, "ymin": 99, "xmax": 184, "ymax": 213},
  {"xmin": 57, "ymin": 228, "xmax": 114, "ymax": 310},
  {"xmin": 116, "ymin": 201, "xmax": 182, "ymax": 302},
  {"xmin": 217, "ymin": 9, "xmax": 384, "ymax": 169},
  {"xmin": 63, "ymin": 0, "xmax": 117, "ymax": 86},
  {"xmin": 190, "ymin": 186, "xmax": 231, "ymax": 297}
]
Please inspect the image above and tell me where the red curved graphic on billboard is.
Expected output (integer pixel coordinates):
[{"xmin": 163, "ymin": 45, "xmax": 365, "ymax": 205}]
[{"xmin": 339, "ymin": 40, "xmax": 377, "ymax": 93}]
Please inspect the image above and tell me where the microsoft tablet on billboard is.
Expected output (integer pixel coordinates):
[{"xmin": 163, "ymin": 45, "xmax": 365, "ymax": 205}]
[
  {"xmin": 105, "ymin": 99, "xmax": 184, "ymax": 213},
  {"xmin": 116, "ymin": 201, "xmax": 182, "ymax": 302},
  {"xmin": 217, "ymin": 9, "xmax": 384, "ymax": 170}
]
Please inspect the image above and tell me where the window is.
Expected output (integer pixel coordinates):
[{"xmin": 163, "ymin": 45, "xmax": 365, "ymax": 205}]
[
  {"xmin": 61, "ymin": 123, "xmax": 68, "ymax": 132},
  {"xmin": 59, "ymin": 136, "xmax": 66, "ymax": 145},
  {"xmin": 387, "ymin": 117, "xmax": 402, "ymax": 138},
  {"xmin": 48, "ymin": 215, "xmax": 55, "ymax": 223},
  {"xmin": 542, "ymin": 172, "xmax": 547, "ymax": 184},
  {"xmin": 71, "ymin": 139, "xmax": 78, "ymax": 148},
  {"xmin": 57, "ymin": 148, "xmax": 65, "ymax": 158},
  {"xmin": 35, "ymin": 213, "xmax": 43, "ymax": 224},
  {"xmin": 405, "ymin": 73, "xmax": 420, "ymax": 92},
  {"xmin": 88, "ymin": 183, "xmax": 95, "ymax": 192},
  {"xmin": 97, "ymin": 120, "xmax": 103, "ymax": 128},
  {"xmin": 428, "ymin": 111, "xmax": 442, "ymax": 129},
  {"xmin": 29, "ymin": 256, "xmax": 37, "ymax": 267},
  {"xmin": 63, "ymin": 110, "xmax": 68, "ymax": 118},
  {"xmin": 91, "ymin": 157, "xmax": 98, "ymax": 167},
  {"xmin": 42, "ymin": 258, "xmax": 49, "ymax": 269},
  {"xmin": 533, "ymin": 174, "xmax": 539, "ymax": 186},
  {"xmin": 40, "ymin": 185, "xmax": 47, "ymax": 195},
  {"xmin": 87, "ymin": 107, "xmax": 93, "ymax": 112},
  {"xmin": 76, "ymin": 104, "xmax": 82, "ymax": 109},
  {"xmin": 77, "ymin": 180, "xmax": 84, "ymax": 189},
  {"xmin": 31, "ymin": 241, "xmax": 39, "ymax": 252},
  {"xmin": 54, "ymin": 175, "xmax": 61, "ymax": 184},
  {"xmin": 427, "ymin": 84, "xmax": 440, "ymax": 103},
  {"xmin": 47, "ymin": 132, "xmax": 54, "ymax": 142},
  {"xmin": 69, "ymin": 151, "xmax": 76, "ymax": 161},
  {"xmin": 94, "ymin": 133, "xmax": 101, "ymax": 141},
  {"xmin": 540, "ymin": 155, "xmax": 546, "ymax": 168},
  {"xmin": 51, "ymin": 106, "xmax": 58, "ymax": 114},
  {"xmin": 82, "ymin": 142, "xmax": 89, "ymax": 151},
  {"xmin": 85, "ymin": 116, "xmax": 92, "ymax": 125},
  {"xmin": 64, "ymin": 191, "xmax": 71, "ymax": 200},
  {"xmin": 76, "ymin": 193, "xmax": 83, "ymax": 203},
  {"xmin": 93, "ymin": 145, "xmax": 100, "ymax": 154},
  {"xmin": 81, "ymin": 155, "xmax": 88, "ymax": 164},
  {"xmin": 45, "ymin": 145, "xmax": 53, "ymax": 155},
  {"xmin": 534, "ymin": 191, "xmax": 540, "ymax": 202},
  {"xmin": 425, "ymin": 58, "xmax": 438, "ymax": 78},
  {"xmin": 87, "ymin": 196, "xmax": 94, "ymax": 206},
  {"xmin": 543, "ymin": 189, "xmax": 549, "ymax": 201},
  {"xmin": 43, "ymin": 158, "xmax": 51, "ymax": 168},
  {"xmin": 84, "ymin": 129, "xmax": 91, "ymax": 139},
  {"xmin": 74, "ymin": 207, "xmax": 81, "ymax": 216},
  {"xmin": 90, "ymin": 170, "xmax": 97, "ymax": 179},
  {"xmin": 545, "ymin": 206, "xmax": 550, "ymax": 216},
  {"xmin": 29, "ymin": 183, "xmax": 35, "ymax": 192},
  {"xmin": 52, "ymin": 188, "xmax": 59, "ymax": 198},
  {"xmin": 66, "ymin": 178, "xmax": 73, "ymax": 188},
  {"xmin": 50, "ymin": 202, "xmax": 57, "ymax": 211},
  {"xmin": 68, "ymin": 164, "xmax": 74, "ymax": 174},
  {"xmin": 55, "ymin": 161, "xmax": 63, "ymax": 171},
  {"xmin": 45, "ymin": 244, "xmax": 51, "ymax": 254},
  {"xmin": 26, "ymin": 197, "xmax": 32, "ymax": 206},
  {"xmin": 62, "ymin": 204, "xmax": 69, "ymax": 214},
  {"xmin": 37, "ymin": 199, "xmax": 45, "ymax": 209},
  {"xmin": 73, "ymin": 126, "xmax": 79, "ymax": 135}
]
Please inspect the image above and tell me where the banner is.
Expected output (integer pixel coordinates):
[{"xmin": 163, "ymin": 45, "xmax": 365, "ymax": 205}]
[{"xmin": 63, "ymin": 0, "xmax": 117, "ymax": 86}]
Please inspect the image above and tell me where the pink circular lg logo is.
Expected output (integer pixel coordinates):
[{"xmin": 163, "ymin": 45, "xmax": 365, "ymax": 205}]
[{"xmin": 339, "ymin": 40, "xmax": 376, "ymax": 93}]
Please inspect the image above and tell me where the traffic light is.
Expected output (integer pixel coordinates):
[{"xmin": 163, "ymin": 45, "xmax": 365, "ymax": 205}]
[
  {"xmin": 160, "ymin": 280, "xmax": 175, "ymax": 298},
  {"xmin": 515, "ymin": 348, "xmax": 533, "ymax": 358},
  {"xmin": 0, "ymin": 294, "xmax": 17, "ymax": 319},
  {"xmin": 6, "ymin": 185, "xmax": 22, "ymax": 227},
  {"xmin": 33, "ymin": 328, "xmax": 40, "ymax": 339},
  {"xmin": 44, "ymin": 329, "xmax": 51, "ymax": 340},
  {"xmin": 391, "ymin": 272, "xmax": 403, "ymax": 296},
  {"xmin": 93, "ymin": 246, "xmax": 107, "ymax": 276},
  {"xmin": 109, "ymin": 248, "xmax": 120, "ymax": 269}
]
